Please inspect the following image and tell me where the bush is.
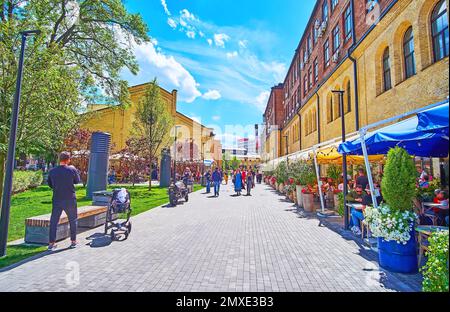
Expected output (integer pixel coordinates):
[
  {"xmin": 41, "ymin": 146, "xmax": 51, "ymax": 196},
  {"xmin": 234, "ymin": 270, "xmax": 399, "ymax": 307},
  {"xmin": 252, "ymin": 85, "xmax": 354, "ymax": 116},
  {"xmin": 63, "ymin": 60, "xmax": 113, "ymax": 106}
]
[
  {"xmin": 12, "ymin": 171, "xmax": 43, "ymax": 194},
  {"xmin": 421, "ymin": 230, "xmax": 449, "ymax": 292},
  {"xmin": 337, "ymin": 192, "xmax": 345, "ymax": 217},
  {"xmin": 326, "ymin": 164, "xmax": 342, "ymax": 185},
  {"xmin": 381, "ymin": 147, "xmax": 416, "ymax": 212},
  {"xmin": 290, "ymin": 160, "xmax": 316, "ymax": 186},
  {"xmin": 274, "ymin": 161, "xmax": 288, "ymax": 184}
]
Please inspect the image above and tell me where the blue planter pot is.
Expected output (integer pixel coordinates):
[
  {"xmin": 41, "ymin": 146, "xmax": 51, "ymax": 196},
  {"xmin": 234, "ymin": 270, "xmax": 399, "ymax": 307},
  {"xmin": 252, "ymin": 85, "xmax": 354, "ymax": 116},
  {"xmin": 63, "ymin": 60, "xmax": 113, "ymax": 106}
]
[{"xmin": 377, "ymin": 228, "xmax": 418, "ymax": 274}]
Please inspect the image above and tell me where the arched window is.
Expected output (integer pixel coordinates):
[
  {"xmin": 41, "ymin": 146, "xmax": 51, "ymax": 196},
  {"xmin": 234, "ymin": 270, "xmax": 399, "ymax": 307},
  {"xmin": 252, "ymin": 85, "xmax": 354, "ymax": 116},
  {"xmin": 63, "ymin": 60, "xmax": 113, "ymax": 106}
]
[
  {"xmin": 309, "ymin": 111, "xmax": 313, "ymax": 134},
  {"xmin": 333, "ymin": 92, "xmax": 341, "ymax": 120},
  {"xmin": 305, "ymin": 114, "xmax": 310, "ymax": 135},
  {"xmin": 327, "ymin": 93, "xmax": 333, "ymax": 123},
  {"xmin": 313, "ymin": 109, "xmax": 317, "ymax": 131},
  {"xmin": 345, "ymin": 81, "xmax": 352, "ymax": 113},
  {"xmin": 432, "ymin": 0, "xmax": 449, "ymax": 62},
  {"xmin": 403, "ymin": 27, "xmax": 416, "ymax": 79},
  {"xmin": 382, "ymin": 48, "xmax": 392, "ymax": 91}
]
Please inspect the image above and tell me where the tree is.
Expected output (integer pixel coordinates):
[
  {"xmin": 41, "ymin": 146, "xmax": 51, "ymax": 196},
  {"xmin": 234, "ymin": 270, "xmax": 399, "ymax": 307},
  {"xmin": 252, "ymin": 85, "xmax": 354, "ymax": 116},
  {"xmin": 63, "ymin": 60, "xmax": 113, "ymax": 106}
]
[
  {"xmin": 230, "ymin": 156, "xmax": 240, "ymax": 170},
  {"xmin": 0, "ymin": 0, "xmax": 150, "ymax": 203},
  {"xmin": 129, "ymin": 79, "xmax": 173, "ymax": 190},
  {"xmin": 62, "ymin": 128, "xmax": 92, "ymax": 186}
]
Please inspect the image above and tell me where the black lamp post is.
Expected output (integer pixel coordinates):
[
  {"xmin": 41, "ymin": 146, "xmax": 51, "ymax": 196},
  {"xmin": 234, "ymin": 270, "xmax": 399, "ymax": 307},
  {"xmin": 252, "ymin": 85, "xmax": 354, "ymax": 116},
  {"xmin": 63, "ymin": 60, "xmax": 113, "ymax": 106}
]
[
  {"xmin": 0, "ymin": 30, "xmax": 41, "ymax": 257},
  {"xmin": 332, "ymin": 90, "xmax": 349, "ymax": 229}
]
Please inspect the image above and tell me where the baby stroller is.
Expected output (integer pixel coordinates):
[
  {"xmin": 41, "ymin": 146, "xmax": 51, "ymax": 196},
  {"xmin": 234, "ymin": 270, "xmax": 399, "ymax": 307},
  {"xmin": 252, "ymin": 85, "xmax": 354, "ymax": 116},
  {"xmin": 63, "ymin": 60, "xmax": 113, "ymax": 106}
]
[{"xmin": 104, "ymin": 188, "xmax": 132, "ymax": 241}]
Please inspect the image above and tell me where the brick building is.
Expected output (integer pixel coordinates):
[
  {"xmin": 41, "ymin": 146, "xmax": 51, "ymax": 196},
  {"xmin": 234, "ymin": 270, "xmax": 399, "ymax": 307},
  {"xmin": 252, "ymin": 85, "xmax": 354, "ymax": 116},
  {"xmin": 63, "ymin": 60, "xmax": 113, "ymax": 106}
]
[
  {"xmin": 262, "ymin": 0, "xmax": 449, "ymax": 170},
  {"xmin": 262, "ymin": 83, "xmax": 284, "ymax": 162}
]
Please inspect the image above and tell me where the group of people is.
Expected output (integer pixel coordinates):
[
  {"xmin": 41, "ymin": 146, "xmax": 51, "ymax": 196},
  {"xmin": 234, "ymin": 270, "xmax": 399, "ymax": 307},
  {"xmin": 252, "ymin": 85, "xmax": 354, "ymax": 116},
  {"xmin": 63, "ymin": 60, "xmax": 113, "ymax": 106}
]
[{"xmin": 202, "ymin": 167, "xmax": 262, "ymax": 197}]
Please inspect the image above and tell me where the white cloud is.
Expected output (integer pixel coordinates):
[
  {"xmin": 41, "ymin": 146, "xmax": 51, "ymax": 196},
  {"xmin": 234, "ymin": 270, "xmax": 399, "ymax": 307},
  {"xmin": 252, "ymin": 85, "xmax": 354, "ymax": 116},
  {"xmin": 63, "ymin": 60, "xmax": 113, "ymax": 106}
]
[
  {"xmin": 167, "ymin": 18, "xmax": 177, "ymax": 29},
  {"xmin": 213, "ymin": 33, "xmax": 230, "ymax": 48},
  {"xmin": 207, "ymin": 39, "xmax": 213, "ymax": 46},
  {"xmin": 226, "ymin": 51, "xmax": 238, "ymax": 59},
  {"xmin": 180, "ymin": 9, "xmax": 197, "ymax": 21},
  {"xmin": 255, "ymin": 91, "xmax": 271, "ymax": 112},
  {"xmin": 239, "ymin": 40, "xmax": 248, "ymax": 49},
  {"xmin": 212, "ymin": 115, "xmax": 221, "ymax": 121},
  {"xmin": 161, "ymin": 0, "xmax": 171, "ymax": 16},
  {"xmin": 202, "ymin": 90, "xmax": 222, "ymax": 100},
  {"xmin": 124, "ymin": 39, "xmax": 202, "ymax": 103},
  {"xmin": 186, "ymin": 31, "xmax": 196, "ymax": 39}
]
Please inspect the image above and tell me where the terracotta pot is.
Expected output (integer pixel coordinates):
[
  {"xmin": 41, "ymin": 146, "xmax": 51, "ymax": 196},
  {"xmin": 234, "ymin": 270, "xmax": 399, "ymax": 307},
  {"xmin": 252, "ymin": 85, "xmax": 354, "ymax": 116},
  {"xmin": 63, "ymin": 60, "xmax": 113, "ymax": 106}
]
[
  {"xmin": 302, "ymin": 193, "xmax": 315, "ymax": 212},
  {"xmin": 296, "ymin": 185, "xmax": 304, "ymax": 208},
  {"xmin": 278, "ymin": 183, "xmax": 285, "ymax": 193}
]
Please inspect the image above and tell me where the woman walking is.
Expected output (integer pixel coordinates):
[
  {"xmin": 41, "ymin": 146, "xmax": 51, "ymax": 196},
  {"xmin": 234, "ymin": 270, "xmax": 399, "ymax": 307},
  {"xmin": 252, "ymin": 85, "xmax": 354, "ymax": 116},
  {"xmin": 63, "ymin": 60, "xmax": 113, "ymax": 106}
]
[
  {"xmin": 246, "ymin": 170, "xmax": 254, "ymax": 196},
  {"xmin": 234, "ymin": 169, "xmax": 243, "ymax": 196}
]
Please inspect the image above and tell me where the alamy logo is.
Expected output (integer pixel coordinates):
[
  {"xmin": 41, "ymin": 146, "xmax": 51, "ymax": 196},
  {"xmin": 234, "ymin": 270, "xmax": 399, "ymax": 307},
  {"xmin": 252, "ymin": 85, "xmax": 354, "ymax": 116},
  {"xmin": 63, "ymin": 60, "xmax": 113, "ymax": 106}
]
[{"xmin": 65, "ymin": 261, "xmax": 80, "ymax": 288}]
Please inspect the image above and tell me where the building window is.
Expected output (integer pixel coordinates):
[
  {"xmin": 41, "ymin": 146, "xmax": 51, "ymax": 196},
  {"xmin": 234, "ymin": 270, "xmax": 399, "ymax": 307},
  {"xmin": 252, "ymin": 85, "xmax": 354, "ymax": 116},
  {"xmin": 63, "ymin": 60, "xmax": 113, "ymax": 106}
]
[
  {"xmin": 344, "ymin": 5, "xmax": 352, "ymax": 42},
  {"xmin": 382, "ymin": 47, "xmax": 392, "ymax": 91},
  {"xmin": 304, "ymin": 75, "xmax": 308, "ymax": 95},
  {"xmin": 331, "ymin": 0, "xmax": 338, "ymax": 11},
  {"xmin": 314, "ymin": 58, "xmax": 319, "ymax": 82},
  {"xmin": 308, "ymin": 67, "xmax": 313, "ymax": 89},
  {"xmin": 403, "ymin": 27, "xmax": 416, "ymax": 79},
  {"xmin": 432, "ymin": 0, "xmax": 449, "ymax": 62},
  {"xmin": 327, "ymin": 93, "xmax": 333, "ymax": 123},
  {"xmin": 345, "ymin": 82, "xmax": 351, "ymax": 114},
  {"xmin": 324, "ymin": 39, "xmax": 330, "ymax": 67},
  {"xmin": 323, "ymin": 0, "xmax": 329, "ymax": 22},
  {"xmin": 332, "ymin": 25, "xmax": 340, "ymax": 53},
  {"xmin": 308, "ymin": 34, "xmax": 312, "ymax": 53},
  {"xmin": 333, "ymin": 93, "xmax": 341, "ymax": 120},
  {"xmin": 366, "ymin": 0, "xmax": 378, "ymax": 13}
]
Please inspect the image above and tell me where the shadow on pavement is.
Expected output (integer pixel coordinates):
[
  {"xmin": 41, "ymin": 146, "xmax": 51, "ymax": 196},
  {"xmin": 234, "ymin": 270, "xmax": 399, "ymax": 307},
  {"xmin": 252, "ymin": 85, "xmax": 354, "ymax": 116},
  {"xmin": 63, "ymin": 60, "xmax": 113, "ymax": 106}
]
[{"xmin": 86, "ymin": 233, "xmax": 112, "ymax": 248}]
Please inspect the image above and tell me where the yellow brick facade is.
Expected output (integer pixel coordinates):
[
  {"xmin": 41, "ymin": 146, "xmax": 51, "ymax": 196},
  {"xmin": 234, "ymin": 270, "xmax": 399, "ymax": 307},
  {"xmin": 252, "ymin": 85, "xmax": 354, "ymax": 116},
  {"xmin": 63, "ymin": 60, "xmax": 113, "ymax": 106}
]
[
  {"xmin": 81, "ymin": 83, "xmax": 217, "ymax": 161},
  {"xmin": 274, "ymin": 0, "xmax": 449, "ymax": 159}
]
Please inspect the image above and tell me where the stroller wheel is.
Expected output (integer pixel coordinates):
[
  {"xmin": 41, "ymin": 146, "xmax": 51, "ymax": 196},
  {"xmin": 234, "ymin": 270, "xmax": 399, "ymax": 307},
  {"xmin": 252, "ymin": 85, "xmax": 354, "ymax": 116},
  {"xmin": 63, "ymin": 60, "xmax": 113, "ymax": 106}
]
[
  {"xmin": 110, "ymin": 231, "xmax": 116, "ymax": 241},
  {"xmin": 126, "ymin": 222, "xmax": 132, "ymax": 235}
]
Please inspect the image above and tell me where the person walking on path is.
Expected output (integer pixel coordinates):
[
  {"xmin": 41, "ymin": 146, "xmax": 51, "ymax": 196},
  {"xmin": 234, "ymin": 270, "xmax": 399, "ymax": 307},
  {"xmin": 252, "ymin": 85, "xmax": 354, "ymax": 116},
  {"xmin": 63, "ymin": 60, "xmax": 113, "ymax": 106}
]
[
  {"xmin": 234, "ymin": 169, "xmax": 243, "ymax": 196},
  {"xmin": 241, "ymin": 168, "xmax": 247, "ymax": 191},
  {"xmin": 246, "ymin": 170, "xmax": 254, "ymax": 196},
  {"xmin": 212, "ymin": 167, "xmax": 222, "ymax": 197},
  {"xmin": 223, "ymin": 171, "xmax": 229, "ymax": 185},
  {"xmin": 47, "ymin": 152, "xmax": 81, "ymax": 251},
  {"xmin": 205, "ymin": 169, "xmax": 212, "ymax": 193}
]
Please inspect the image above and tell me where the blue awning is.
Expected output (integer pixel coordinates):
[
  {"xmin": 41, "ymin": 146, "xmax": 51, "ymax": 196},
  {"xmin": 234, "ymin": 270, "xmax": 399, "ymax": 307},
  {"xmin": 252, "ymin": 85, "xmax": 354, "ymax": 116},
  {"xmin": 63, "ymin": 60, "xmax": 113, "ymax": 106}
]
[
  {"xmin": 338, "ymin": 114, "xmax": 449, "ymax": 158},
  {"xmin": 417, "ymin": 101, "xmax": 449, "ymax": 132}
]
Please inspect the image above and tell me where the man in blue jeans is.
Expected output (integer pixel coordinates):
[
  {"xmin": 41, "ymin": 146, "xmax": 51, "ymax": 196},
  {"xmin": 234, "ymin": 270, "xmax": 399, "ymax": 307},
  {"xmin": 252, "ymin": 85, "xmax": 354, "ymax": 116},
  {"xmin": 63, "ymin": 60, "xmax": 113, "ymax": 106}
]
[
  {"xmin": 212, "ymin": 167, "xmax": 222, "ymax": 197},
  {"xmin": 205, "ymin": 169, "xmax": 212, "ymax": 193},
  {"xmin": 47, "ymin": 152, "xmax": 81, "ymax": 251}
]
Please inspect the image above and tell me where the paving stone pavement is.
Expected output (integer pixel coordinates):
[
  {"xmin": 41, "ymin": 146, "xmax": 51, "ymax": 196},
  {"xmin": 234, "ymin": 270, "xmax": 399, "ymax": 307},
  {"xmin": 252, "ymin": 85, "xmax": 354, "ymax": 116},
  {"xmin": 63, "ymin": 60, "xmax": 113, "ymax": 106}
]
[{"xmin": 0, "ymin": 184, "xmax": 422, "ymax": 292}]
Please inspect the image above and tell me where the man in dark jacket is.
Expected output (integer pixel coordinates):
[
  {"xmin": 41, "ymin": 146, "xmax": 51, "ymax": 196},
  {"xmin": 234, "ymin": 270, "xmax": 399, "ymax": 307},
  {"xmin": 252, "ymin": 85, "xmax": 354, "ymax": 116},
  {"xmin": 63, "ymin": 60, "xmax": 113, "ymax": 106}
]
[
  {"xmin": 47, "ymin": 152, "xmax": 81, "ymax": 251},
  {"xmin": 212, "ymin": 167, "xmax": 222, "ymax": 197}
]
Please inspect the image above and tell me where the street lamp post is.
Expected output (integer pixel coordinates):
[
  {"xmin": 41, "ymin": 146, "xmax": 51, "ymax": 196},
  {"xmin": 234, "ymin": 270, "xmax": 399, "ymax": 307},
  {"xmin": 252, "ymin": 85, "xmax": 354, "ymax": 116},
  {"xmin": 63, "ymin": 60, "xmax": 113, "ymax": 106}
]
[
  {"xmin": 0, "ymin": 30, "xmax": 40, "ymax": 257},
  {"xmin": 332, "ymin": 90, "xmax": 349, "ymax": 229}
]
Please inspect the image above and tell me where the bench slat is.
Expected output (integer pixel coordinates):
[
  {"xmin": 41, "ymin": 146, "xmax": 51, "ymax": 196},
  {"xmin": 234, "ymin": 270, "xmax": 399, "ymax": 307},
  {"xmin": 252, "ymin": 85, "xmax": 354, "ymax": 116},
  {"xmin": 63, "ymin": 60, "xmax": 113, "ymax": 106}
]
[{"xmin": 25, "ymin": 206, "xmax": 107, "ymax": 227}]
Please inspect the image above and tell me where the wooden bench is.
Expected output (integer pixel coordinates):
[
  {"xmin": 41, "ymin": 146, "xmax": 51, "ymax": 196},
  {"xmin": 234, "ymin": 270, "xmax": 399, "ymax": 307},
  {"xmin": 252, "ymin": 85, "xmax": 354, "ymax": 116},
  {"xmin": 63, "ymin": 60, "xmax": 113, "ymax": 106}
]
[{"xmin": 25, "ymin": 206, "xmax": 108, "ymax": 244}]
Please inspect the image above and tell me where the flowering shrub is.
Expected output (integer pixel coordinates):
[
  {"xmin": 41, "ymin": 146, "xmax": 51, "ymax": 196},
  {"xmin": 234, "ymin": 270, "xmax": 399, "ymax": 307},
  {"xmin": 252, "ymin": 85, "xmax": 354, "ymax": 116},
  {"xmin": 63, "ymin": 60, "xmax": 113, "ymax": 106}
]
[
  {"xmin": 365, "ymin": 204, "xmax": 417, "ymax": 245},
  {"xmin": 421, "ymin": 230, "xmax": 449, "ymax": 292}
]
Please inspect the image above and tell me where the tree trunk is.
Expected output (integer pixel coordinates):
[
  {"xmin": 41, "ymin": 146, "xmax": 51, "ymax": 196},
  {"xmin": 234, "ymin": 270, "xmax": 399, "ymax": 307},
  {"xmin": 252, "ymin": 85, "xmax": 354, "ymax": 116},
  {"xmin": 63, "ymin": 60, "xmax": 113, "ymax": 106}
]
[{"xmin": 148, "ymin": 156, "xmax": 153, "ymax": 191}]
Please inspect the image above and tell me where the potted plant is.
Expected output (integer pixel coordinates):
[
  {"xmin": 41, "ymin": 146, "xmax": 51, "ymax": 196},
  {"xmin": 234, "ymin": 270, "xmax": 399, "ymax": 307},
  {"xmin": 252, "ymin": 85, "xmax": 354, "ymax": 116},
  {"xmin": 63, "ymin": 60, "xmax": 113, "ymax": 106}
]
[
  {"xmin": 421, "ymin": 230, "xmax": 449, "ymax": 292},
  {"xmin": 327, "ymin": 164, "xmax": 342, "ymax": 209},
  {"xmin": 301, "ymin": 185, "xmax": 315, "ymax": 212},
  {"xmin": 364, "ymin": 147, "xmax": 418, "ymax": 274},
  {"xmin": 275, "ymin": 161, "xmax": 288, "ymax": 194}
]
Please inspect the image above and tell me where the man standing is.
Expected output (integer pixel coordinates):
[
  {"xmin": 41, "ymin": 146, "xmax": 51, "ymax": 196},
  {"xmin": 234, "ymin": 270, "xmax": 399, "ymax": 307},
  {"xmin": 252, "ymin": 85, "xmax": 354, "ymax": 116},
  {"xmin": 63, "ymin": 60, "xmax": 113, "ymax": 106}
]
[
  {"xmin": 355, "ymin": 168, "xmax": 369, "ymax": 190},
  {"xmin": 47, "ymin": 152, "xmax": 81, "ymax": 251},
  {"xmin": 205, "ymin": 169, "xmax": 212, "ymax": 193},
  {"xmin": 212, "ymin": 167, "xmax": 222, "ymax": 197}
]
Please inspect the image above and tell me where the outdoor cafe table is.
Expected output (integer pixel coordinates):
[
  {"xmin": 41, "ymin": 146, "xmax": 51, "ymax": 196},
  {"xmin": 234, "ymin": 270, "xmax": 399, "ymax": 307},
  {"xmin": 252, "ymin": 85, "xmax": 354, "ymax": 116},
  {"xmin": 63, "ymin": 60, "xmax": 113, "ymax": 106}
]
[
  {"xmin": 415, "ymin": 225, "xmax": 449, "ymax": 265},
  {"xmin": 422, "ymin": 202, "xmax": 449, "ymax": 210}
]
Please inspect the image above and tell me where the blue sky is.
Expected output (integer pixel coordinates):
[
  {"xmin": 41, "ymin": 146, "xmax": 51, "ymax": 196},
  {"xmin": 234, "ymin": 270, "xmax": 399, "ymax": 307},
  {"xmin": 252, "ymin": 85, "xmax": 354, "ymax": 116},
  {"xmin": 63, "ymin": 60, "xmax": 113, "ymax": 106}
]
[{"xmin": 121, "ymin": 0, "xmax": 316, "ymax": 146}]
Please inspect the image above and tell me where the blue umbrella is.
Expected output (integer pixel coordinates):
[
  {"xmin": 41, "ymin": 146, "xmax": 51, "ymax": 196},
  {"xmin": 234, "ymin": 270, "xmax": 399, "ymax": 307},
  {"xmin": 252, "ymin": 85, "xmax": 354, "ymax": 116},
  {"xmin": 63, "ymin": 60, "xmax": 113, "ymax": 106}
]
[
  {"xmin": 338, "ymin": 116, "xmax": 449, "ymax": 158},
  {"xmin": 416, "ymin": 100, "xmax": 449, "ymax": 132}
]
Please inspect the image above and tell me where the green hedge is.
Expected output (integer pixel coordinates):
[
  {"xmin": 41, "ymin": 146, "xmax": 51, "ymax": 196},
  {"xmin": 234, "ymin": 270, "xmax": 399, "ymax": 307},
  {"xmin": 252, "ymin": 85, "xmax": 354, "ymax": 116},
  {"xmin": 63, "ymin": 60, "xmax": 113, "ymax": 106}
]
[{"xmin": 12, "ymin": 171, "xmax": 43, "ymax": 194}]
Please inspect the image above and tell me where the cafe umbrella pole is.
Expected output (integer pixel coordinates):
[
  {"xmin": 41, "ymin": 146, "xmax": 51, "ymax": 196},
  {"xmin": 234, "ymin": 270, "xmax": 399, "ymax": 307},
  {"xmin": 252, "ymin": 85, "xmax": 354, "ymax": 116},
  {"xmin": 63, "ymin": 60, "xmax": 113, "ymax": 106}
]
[{"xmin": 0, "ymin": 30, "xmax": 41, "ymax": 257}]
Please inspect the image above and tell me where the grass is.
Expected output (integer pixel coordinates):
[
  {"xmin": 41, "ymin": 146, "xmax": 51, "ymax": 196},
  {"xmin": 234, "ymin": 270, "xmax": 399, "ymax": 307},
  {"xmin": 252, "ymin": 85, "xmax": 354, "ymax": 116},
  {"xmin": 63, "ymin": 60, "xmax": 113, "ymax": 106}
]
[{"xmin": 0, "ymin": 183, "xmax": 204, "ymax": 269}]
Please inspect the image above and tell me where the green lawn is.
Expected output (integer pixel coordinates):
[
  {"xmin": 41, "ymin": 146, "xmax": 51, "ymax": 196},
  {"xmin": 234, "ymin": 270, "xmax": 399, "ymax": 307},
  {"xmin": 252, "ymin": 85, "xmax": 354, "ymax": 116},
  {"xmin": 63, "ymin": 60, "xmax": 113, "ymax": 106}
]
[{"xmin": 1, "ymin": 183, "xmax": 204, "ymax": 269}]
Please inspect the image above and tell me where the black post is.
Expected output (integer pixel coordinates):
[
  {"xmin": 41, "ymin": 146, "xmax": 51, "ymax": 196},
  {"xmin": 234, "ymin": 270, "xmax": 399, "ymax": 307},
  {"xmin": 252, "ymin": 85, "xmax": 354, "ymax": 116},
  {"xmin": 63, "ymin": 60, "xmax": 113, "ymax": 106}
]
[
  {"xmin": 334, "ymin": 90, "xmax": 349, "ymax": 229},
  {"xmin": 0, "ymin": 30, "xmax": 40, "ymax": 257}
]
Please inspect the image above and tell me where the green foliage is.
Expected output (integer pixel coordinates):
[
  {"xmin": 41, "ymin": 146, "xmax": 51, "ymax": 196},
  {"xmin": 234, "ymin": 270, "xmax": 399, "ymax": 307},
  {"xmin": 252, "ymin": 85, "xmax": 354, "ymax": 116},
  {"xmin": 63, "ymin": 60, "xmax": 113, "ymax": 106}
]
[
  {"xmin": 230, "ymin": 156, "xmax": 240, "ymax": 170},
  {"xmin": 337, "ymin": 192, "xmax": 345, "ymax": 217},
  {"xmin": 381, "ymin": 147, "xmax": 416, "ymax": 212},
  {"xmin": 415, "ymin": 179, "xmax": 441, "ymax": 202},
  {"xmin": 12, "ymin": 171, "xmax": 43, "ymax": 194},
  {"xmin": 421, "ymin": 230, "xmax": 449, "ymax": 292},
  {"xmin": 290, "ymin": 160, "xmax": 316, "ymax": 186},
  {"xmin": 326, "ymin": 164, "xmax": 342, "ymax": 184},
  {"xmin": 274, "ymin": 161, "xmax": 288, "ymax": 184}
]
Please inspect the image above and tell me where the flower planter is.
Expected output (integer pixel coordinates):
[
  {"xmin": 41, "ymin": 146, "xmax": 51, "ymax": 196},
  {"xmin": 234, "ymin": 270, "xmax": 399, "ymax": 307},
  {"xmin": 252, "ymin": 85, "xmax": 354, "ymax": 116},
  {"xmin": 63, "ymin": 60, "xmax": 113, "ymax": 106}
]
[
  {"xmin": 302, "ymin": 193, "xmax": 315, "ymax": 212},
  {"xmin": 333, "ymin": 194, "xmax": 339, "ymax": 211},
  {"xmin": 278, "ymin": 183, "xmax": 285, "ymax": 194},
  {"xmin": 378, "ymin": 228, "xmax": 418, "ymax": 274},
  {"xmin": 296, "ymin": 185, "xmax": 304, "ymax": 208}
]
